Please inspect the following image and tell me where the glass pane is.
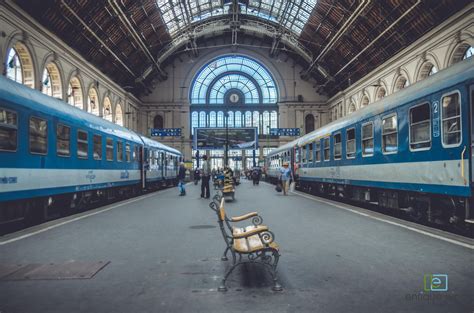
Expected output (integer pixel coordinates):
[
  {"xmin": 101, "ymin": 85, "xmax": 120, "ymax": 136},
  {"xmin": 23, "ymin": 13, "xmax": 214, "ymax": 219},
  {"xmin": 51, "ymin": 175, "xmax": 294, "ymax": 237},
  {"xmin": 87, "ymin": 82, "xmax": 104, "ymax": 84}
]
[
  {"xmin": 106, "ymin": 138, "xmax": 113, "ymax": 161},
  {"xmin": 117, "ymin": 141, "xmax": 123, "ymax": 161},
  {"xmin": 383, "ymin": 134, "xmax": 398, "ymax": 153},
  {"xmin": 126, "ymin": 144, "xmax": 131, "ymax": 162},
  {"xmin": 442, "ymin": 93, "xmax": 461, "ymax": 145},
  {"xmin": 362, "ymin": 123, "xmax": 373, "ymax": 139},
  {"xmin": 29, "ymin": 117, "xmax": 48, "ymax": 154},
  {"xmin": 382, "ymin": 115, "xmax": 397, "ymax": 133},
  {"xmin": 93, "ymin": 135, "xmax": 102, "ymax": 160},
  {"xmin": 77, "ymin": 131, "xmax": 88, "ymax": 159},
  {"xmin": 0, "ymin": 109, "xmax": 17, "ymax": 151},
  {"xmin": 57, "ymin": 124, "xmax": 70, "ymax": 156}
]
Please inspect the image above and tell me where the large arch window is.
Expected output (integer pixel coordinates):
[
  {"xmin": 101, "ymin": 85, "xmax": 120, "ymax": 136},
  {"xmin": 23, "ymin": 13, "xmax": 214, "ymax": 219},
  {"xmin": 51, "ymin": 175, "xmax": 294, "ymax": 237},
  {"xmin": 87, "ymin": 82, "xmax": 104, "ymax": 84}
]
[
  {"xmin": 67, "ymin": 77, "xmax": 83, "ymax": 109},
  {"xmin": 191, "ymin": 55, "xmax": 278, "ymax": 104},
  {"xmin": 6, "ymin": 43, "xmax": 35, "ymax": 89}
]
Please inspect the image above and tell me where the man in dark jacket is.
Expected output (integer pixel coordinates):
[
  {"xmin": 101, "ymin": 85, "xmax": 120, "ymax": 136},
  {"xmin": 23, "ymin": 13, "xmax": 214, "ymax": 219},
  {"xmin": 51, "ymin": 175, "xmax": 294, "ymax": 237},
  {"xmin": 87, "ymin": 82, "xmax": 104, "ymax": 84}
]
[
  {"xmin": 178, "ymin": 162, "xmax": 186, "ymax": 196},
  {"xmin": 201, "ymin": 155, "xmax": 211, "ymax": 198}
]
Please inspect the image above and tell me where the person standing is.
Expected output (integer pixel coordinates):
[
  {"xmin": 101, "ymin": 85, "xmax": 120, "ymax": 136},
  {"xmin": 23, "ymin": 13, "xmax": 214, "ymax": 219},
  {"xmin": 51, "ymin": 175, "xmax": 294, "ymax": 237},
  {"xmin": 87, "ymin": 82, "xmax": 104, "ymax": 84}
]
[
  {"xmin": 200, "ymin": 155, "xmax": 211, "ymax": 199},
  {"xmin": 178, "ymin": 162, "xmax": 186, "ymax": 196},
  {"xmin": 279, "ymin": 162, "xmax": 293, "ymax": 196}
]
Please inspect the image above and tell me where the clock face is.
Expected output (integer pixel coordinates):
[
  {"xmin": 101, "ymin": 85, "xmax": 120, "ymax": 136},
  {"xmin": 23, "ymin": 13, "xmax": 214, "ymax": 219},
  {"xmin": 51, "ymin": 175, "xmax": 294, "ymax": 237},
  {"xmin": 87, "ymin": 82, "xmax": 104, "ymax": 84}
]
[{"xmin": 229, "ymin": 93, "xmax": 239, "ymax": 103}]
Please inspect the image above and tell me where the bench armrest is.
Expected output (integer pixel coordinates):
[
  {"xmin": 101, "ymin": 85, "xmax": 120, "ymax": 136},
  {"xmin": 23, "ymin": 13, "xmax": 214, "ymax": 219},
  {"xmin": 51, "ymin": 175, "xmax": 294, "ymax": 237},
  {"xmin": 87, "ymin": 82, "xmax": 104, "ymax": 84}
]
[
  {"xmin": 230, "ymin": 212, "xmax": 258, "ymax": 222},
  {"xmin": 232, "ymin": 225, "xmax": 269, "ymax": 239}
]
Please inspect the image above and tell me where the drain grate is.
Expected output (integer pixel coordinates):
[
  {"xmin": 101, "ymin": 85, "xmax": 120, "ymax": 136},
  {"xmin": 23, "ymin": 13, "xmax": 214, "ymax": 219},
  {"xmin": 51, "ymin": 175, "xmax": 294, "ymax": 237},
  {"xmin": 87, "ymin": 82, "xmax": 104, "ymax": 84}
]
[
  {"xmin": 0, "ymin": 261, "xmax": 110, "ymax": 281},
  {"xmin": 189, "ymin": 225, "xmax": 216, "ymax": 229}
]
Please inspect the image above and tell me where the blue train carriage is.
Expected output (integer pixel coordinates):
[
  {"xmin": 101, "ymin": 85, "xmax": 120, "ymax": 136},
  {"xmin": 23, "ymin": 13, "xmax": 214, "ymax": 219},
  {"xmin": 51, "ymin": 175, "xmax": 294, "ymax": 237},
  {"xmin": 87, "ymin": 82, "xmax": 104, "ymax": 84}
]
[
  {"xmin": 0, "ymin": 76, "xmax": 143, "ymax": 228},
  {"xmin": 139, "ymin": 135, "xmax": 182, "ymax": 189},
  {"xmin": 265, "ymin": 139, "xmax": 298, "ymax": 184},
  {"xmin": 294, "ymin": 56, "xmax": 474, "ymax": 227}
]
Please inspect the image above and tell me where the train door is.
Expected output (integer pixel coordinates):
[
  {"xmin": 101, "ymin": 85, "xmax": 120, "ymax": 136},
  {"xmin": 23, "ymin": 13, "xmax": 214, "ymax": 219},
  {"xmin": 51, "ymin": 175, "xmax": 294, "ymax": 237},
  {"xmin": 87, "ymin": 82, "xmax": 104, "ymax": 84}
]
[{"xmin": 140, "ymin": 147, "xmax": 146, "ymax": 189}]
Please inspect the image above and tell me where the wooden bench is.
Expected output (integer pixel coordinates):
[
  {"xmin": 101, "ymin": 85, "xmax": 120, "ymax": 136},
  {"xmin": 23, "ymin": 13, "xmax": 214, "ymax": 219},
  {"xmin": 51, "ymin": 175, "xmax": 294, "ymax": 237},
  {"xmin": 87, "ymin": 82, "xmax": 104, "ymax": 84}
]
[{"xmin": 209, "ymin": 196, "xmax": 282, "ymax": 292}]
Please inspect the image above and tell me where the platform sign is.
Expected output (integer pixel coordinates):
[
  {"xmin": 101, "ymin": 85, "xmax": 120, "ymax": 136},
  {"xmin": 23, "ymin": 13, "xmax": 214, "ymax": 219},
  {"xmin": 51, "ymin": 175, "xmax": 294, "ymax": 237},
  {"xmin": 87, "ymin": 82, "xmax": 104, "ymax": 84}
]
[
  {"xmin": 270, "ymin": 128, "xmax": 300, "ymax": 136},
  {"xmin": 194, "ymin": 127, "xmax": 257, "ymax": 150},
  {"xmin": 151, "ymin": 128, "xmax": 182, "ymax": 137}
]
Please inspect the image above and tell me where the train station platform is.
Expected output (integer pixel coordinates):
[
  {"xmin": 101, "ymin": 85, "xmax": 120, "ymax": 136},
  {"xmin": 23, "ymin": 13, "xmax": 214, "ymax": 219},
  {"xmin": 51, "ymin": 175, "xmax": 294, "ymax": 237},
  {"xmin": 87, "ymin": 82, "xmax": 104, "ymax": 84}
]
[{"xmin": 0, "ymin": 180, "xmax": 472, "ymax": 313}]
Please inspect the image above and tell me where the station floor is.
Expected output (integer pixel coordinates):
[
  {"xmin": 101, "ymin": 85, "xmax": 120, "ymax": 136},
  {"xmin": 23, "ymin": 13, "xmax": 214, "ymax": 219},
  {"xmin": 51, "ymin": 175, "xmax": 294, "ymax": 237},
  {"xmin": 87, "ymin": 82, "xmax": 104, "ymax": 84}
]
[{"xmin": 0, "ymin": 180, "xmax": 473, "ymax": 313}]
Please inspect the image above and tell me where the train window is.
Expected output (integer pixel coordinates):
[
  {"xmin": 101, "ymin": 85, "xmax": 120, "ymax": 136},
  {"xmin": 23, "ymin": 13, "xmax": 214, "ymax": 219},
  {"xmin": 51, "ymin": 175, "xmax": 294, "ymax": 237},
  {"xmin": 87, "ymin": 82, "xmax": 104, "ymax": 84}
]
[
  {"xmin": 77, "ymin": 130, "xmax": 88, "ymax": 159},
  {"xmin": 301, "ymin": 146, "xmax": 306, "ymax": 164},
  {"xmin": 29, "ymin": 116, "xmax": 48, "ymax": 155},
  {"xmin": 0, "ymin": 108, "xmax": 18, "ymax": 152},
  {"xmin": 346, "ymin": 128, "xmax": 356, "ymax": 159},
  {"xmin": 117, "ymin": 141, "xmax": 123, "ymax": 162},
  {"xmin": 93, "ymin": 135, "xmax": 102, "ymax": 160},
  {"xmin": 323, "ymin": 137, "xmax": 330, "ymax": 161},
  {"xmin": 308, "ymin": 143, "xmax": 313, "ymax": 163},
  {"xmin": 334, "ymin": 133, "xmax": 342, "ymax": 160},
  {"xmin": 362, "ymin": 122, "xmax": 374, "ymax": 156},
  {"xmin": 382, "ymin": 114, "xmax": 398, "ymax": 154},
  {"xmin": 409, "ymin": 103, "xmax": 431, "ymax": 151},
  {"xmin": 133, "ymin": 146, "xmax": 137, "ymax": 162},
  {"xmin": 315, "ymin": 141, "xmax": 321, "ymax": 162},
  {"xmin": 56, "ymin": 124, "xmax": 70, "ymax": 157},
  {"xmin": 106, "ymin": 138, "xmax": 113, "ymax": 161},
  {"xmin": 441, "ymin": 92, "xmax": 461, "ymax": 147},
  {"xmin": 125, "ymin": 143, "xmax": 131, "ymax": 162}
]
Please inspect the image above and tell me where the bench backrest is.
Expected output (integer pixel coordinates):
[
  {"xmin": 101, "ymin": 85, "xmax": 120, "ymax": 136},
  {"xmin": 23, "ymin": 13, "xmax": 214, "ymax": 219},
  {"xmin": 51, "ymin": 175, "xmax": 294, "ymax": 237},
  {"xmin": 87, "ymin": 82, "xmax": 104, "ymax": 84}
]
[{"xmin": 219, "ymin": 198, "xmax": 226, "ymax": 222}]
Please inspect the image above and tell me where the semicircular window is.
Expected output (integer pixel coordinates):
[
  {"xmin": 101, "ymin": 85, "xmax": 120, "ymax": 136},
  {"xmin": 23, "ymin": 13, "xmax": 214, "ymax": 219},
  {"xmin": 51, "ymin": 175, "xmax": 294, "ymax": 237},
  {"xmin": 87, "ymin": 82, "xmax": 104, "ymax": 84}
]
[{"xmin": 190, "ymin": 55, "xmax": 278, "ymax": 105}]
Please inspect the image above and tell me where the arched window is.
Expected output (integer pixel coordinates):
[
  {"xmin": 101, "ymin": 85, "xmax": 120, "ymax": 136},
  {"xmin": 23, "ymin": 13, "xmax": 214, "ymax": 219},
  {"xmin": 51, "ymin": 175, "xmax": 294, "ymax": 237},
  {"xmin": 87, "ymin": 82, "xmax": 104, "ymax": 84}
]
[
  {"xmin": 41, "ymin": 63, "xmax": 62, "ymax": 99},
  {"xmin": 305, "ymin": 114, "xmax": 315, "ymax": 134},
  {"xmin": 199, "ymin": 111, "xmax": 206, "ymax": 127},
  {"xmin": 450, "ymin": 44, "xmax": 473, "ymax": 65},
  {"xmin": 153, "ymin": 115, "xmax": 164, "ymax": 129},
  {"xmin": 245, "ymin": 111, "xmax": 252, "ymax": 127},
  {"xmin": 235, "ymin": 111, "xmax": 242, "ymax": 127},
  {"xmin": 67, "ymin": 77, "xmax": 83, "ymax": 109},
  {"xmin": 253, "ymin": 111, "xmax": 260, "ymax": 134},
  {"xmin": 262, "ymin": 111, "xmax": 270, "ymax": 134},
  {"xmin": 209, "ymin": 111, "xmax": 216, "ymax": 127},
  {"xmin": 88, "ymin": 88, "xmax": 99, "ymax": 116},
  {"xmin": 191, "ymin": 112, "xmax": 199, "ymax": 134},
  {"xmin": 217, "ymin": 111, "xmax": 224, "ymax": 127},
  {"xmin": 394, "ymin": 75, "xmax": 408, "ymax": 92},
  {"xmin": 270, "ymin": 111, "xmax": 277, "ymax": 129},
  {"xmin": 103, "ymin": 97, "xmax": 112, "ymax": 122},
  {"xmin": 115, "ymin": 102, "xmax": 124, "ymax": 126},
  {"xmin": 227, "ymin": 111, "xmax": 234, "ymax": 127},
  {"xmin": 190, "ymin": 55, "xmax": 278, "ymax": 105},
  {"xmin": 417, "ymin": 62, "xmax": 438, "ymax": 81},
  {"xmin": 375, "ymin": 87, "xmax": 386, "ymax": 101},
  {"xmin": 6, "ymin": 43, "xmax": 35, "ymax": 89},
  {"xmin": 361, "ymin": 95, "xmax": 369, "ymax": 108},
  {"xmin": 6, "ymin": 48, "xmax": 22, "ymax": 84},
  {"xmin": 463, "ymin": 46, "xmax": 474, "ymax": 60},
  {"xmin": 348, "ymin": 103, "xmax": 356, "ymax": 114}
]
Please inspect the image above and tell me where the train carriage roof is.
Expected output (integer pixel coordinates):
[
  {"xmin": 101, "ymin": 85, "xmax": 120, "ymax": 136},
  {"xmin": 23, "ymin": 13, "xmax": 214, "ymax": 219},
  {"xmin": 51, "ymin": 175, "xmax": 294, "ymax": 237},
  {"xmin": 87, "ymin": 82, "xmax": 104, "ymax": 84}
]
[
  {"xmin": 297, "ymin": 57, "xmax": 474, "ymax": 147},
  {"xmin": 0, "ymin": 76, "xmax": 143, "ymax": 144},
  {"xmin": 138, "ymin": 135, "xmax": 181, "ymax": 155}
]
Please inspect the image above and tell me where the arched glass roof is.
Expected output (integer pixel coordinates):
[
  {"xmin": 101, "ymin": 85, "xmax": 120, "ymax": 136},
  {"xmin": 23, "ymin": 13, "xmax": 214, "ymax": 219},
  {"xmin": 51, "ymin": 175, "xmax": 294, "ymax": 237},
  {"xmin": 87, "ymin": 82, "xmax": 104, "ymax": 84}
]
[
  {"xmin": 190, "ymin": 55, "xmax": 278, "ymax": 105},
  {"xmin": 157, "ymin": 0, "xmax": 317, "ymax": 36}
]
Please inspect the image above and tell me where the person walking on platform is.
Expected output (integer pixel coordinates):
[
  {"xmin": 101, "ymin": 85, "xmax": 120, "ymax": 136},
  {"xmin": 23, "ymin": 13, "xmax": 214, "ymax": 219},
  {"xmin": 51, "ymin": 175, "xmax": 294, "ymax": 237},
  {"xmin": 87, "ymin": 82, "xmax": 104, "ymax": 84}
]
[
  {"xmin": 178, "ymin": 162, "xmax": 186, "ymax": 196},
  {"xmin": 251, "ymin": 167, "xmax": 260, "ymax": 186},
  {"xmin": 279, "ymin": 162, "xmax": 293, "ymax": 196},
  {"xmin": 200, "ymin": 155, "xmax": 211, "ymax": 199}
]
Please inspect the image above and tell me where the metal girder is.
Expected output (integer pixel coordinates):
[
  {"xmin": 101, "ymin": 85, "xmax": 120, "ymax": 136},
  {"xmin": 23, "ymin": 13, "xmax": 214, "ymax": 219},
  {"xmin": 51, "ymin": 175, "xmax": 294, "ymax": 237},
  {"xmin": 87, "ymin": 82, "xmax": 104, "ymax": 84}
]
[{"xmin": 157, "ymin": 18, "xmax": 313, "ymax": 65}]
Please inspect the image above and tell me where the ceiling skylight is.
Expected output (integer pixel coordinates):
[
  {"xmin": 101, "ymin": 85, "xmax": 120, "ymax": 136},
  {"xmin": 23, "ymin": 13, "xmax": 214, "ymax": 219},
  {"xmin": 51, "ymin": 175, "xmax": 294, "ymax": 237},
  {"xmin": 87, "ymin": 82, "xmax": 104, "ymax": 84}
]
[{"xmin": 157, "ymin": 0, "xmax": 317, "ymax": 36}]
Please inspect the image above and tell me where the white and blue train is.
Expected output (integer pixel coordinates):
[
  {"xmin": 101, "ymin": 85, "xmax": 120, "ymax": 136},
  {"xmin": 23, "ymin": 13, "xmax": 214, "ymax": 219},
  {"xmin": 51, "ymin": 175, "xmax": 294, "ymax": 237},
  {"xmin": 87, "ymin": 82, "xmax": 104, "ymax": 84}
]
[
  {"xmin": 266, "ymin": 57, "xmax": 474, "ymax": 229},
  {"xmin": 0, "ymin": 76, "xmax": 182, "ymax": 232}
]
